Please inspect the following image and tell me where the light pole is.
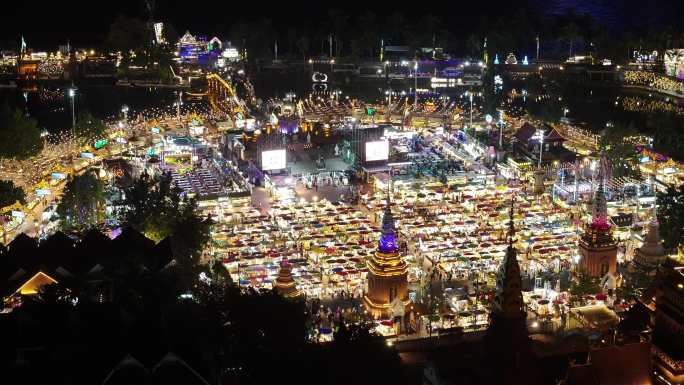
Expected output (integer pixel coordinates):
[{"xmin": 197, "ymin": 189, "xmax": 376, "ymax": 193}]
[
  {"xmin": 176, "ymin": 91, "xmax": 183, "ymax": 121},
  {"xmin": 498, "ymin": 110, "xmax": 504, "ymax": 149},
  {"xmin": 68, "ymin": 87, "xmax": 76, "ymax": 134},
  {"xmin": 469, "ymin": 92, "xmax": 474, "ymax": 130},
  {"xmin": 414, "ymin": 59, "xmax": 418, "ymax": 110}
]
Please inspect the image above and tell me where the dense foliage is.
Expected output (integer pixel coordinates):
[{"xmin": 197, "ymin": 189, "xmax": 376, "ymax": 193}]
[
  {"xmin": 0, "ymin": 103, "xmax": 43, "ymax": 160},
  {"xmin": 74, "ymin": 111, "xmax": 108, "ymax": 145},
  {"xmin": 56, "ymin": 171, "xmax": 106, "ymax": 233},
  {"xmin": 657, "ymin": 184, "xmax": 684, "ymax": 251},
  {"xmin": 599, "ymin": 122, "xmax": 642, "ymax": 180},
  {"xmin": 116, "ymin": 172, "xmax": 212, "ymax": 265},
  {"xmin": 0, "ymin": 180, "xmax": 26, "ymax": 208}
]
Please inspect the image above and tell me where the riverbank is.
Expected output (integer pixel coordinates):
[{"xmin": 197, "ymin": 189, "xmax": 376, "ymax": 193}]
[{"xmin": 620, "ymin": 84, "xmax": 684, "ymax": 99}]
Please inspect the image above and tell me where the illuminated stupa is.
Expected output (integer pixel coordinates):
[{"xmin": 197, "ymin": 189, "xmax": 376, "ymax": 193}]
[
  {"xmin": 635, "ymin": 207, "xmax": 666, "ymax": 271},
  {"xmin": 578, "ymin": 157, "xmax": 618, "ymax": 278},
  {"xmin": 363, "ymin": 190, "xmax": 410, "ymax": 318},
  {"xmin": 273, "ymin": 259, "xmax": 301, "ymax": 299}
]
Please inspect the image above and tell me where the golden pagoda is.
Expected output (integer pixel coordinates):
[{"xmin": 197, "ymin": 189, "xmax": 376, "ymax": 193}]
[
  {"xmin": 363, "ymin": 191, "xmax": 410, "ymax": 319},
  {"xmin": 273, "ymin": 259, "xmax": 301, "ymax": 299}
]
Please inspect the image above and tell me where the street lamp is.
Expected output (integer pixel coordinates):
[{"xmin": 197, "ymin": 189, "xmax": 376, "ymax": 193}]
[
  {"xmin": 68, "ymin": 87, "xmax": 76, "ymax": 132},
  {"xmin": 414, "ymin": 60, "xmax": 419, "ymax": 110},
  {"xmin": 497, "ymin": 109, "xmax": 505, "ymax": 149},
  {"xmin": 465, "ymin": 91, "xmax": 481, "ymax": 133},
  {"xmin": 176, "ymin": 91, "xmax": 183, "ymax": 121}
]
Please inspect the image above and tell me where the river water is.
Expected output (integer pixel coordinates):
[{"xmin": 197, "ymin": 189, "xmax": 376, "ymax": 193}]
[{"xmin": 3, "ymin": 74, "xmax": 684, "ymax": 141}]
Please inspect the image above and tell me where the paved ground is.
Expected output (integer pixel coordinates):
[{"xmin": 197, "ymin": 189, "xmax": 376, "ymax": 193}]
[
  {"xmin": 288, "ymin": 156, "xmax": 350, "ymax": 175},
  {"xmin": 294, "ymin": 183, "xmax": 354, "ymax": 203}
]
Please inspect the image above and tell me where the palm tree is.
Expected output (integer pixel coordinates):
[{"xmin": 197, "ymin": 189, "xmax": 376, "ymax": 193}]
[{"xmin": 296, "ymin": 36, "xmax": 310, "ymax": 60}]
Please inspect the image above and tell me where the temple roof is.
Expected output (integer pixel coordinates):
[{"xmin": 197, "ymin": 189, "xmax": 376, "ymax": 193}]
[{"xmin": 564, "ymin": 342, "xmax": 652, "ymax": 385}]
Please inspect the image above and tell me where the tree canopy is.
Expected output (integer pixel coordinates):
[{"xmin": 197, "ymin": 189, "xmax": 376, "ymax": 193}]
[
  {"xmin": 599, "ymin": 122, "xmax": 641, "ymax": 180},
  {"xmin": 569, "ymin": 269, "xmax": 600, "ymax": 305},
  {"xmin": 0, "ymin": 103, "xmax": 43, "ymax": 160},
  {"xmin": 0, "ymin": 180, "xmax": 26, "ymax": 209},
  {"xmin": 105, "ymin": 14, "xmax": 149, "ymax": 52},
  {"xmin": 74, "ymin": 111, "xmax": 108, "ymax": 145},
  {"xmin": 116, "ymin": 172, "xmax": 211, "ymax": 265},
  {"xmin": 56, "ymin": 171, "xmax": 106, "ymax": 233},
  {"xmin": 657, "ymin": 183, "xmax": 684, "ymax": 251}
]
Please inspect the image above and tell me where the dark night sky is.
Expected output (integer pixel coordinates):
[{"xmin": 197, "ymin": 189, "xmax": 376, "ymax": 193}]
[{"xmin": 1, "ymin": 0, "xmax": 682, "ymax": 49}]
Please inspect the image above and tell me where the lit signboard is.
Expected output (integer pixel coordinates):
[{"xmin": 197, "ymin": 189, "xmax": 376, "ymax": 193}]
[
  {"xmin": 151, "ymin": 127, "xmax": 161, "ymax": 134},
  {"xmin": 261, "ymin": 149, "xmax": 287, "ymax": 171},
  {"xmin": 80, "ymin": 152, "xmax": 94, "ymax": 159},
  {"xmin": 35, "ymin": 189, "xmax": 52, "ymax": 196},
  {"xmin": 222, "ymin": 48, "xmax": 239, "ymax": 59},
  {"xmin": 94, "ymin": 139, "xmax": 108, "ymax": 149},
  {"xmin": 365, "ymin": 140, "xmax": 389, "ymax": 162},
  {"xmin": 51, "ymin": 172, "xmax": 67, "ymax": 180}
]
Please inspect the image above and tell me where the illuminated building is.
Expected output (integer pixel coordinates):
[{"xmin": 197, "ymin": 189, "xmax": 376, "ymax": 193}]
[
  {"xmin": 578, "ymin": 159, "xmax": 617, "ymax": 278},
  {"xmin": 177, "ymin": 31, "xmax": 222, "ymax": 66},
  {"xmin": 652, "ymin": 249, "xmax": 684, "ymax": 384},
  {"xmin": 363, "ymin": 191, "xmax": 410, "ymax": 319},
  {"xmin": 153, "ymin": 22, "xmax": 166, "ymax": 45},
  {"xmin": 273, "ymin": 259, "xmax": 301, "ymax": 299}
]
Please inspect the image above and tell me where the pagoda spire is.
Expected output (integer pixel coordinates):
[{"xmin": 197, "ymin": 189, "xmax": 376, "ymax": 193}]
[
  {"xmin": 492, "ymin": 199, "xmax": 525, "ymax": 319},
  {"xmin": 379, "ymin": 170, "xmax": 398, "ymax": 253},
  {"xmin": 485, "ymin": 199, "xmax": 541, "ymax": 385},
  {"xmin": 508, "ymin": 198, "xmax": 515, "ymax": 245},
  {"xmin": 591, "ymin": 154, "xmax": 609, "ymax": 227}
]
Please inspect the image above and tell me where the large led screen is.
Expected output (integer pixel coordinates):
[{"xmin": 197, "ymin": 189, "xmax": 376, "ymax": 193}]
[
  {"xmin": 365, "ymin": 140, "xmax": 389, "ymax": 162},
  {"xmin": 261, "ymin": 149, "xmax": 287, "ymax": 170}
]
